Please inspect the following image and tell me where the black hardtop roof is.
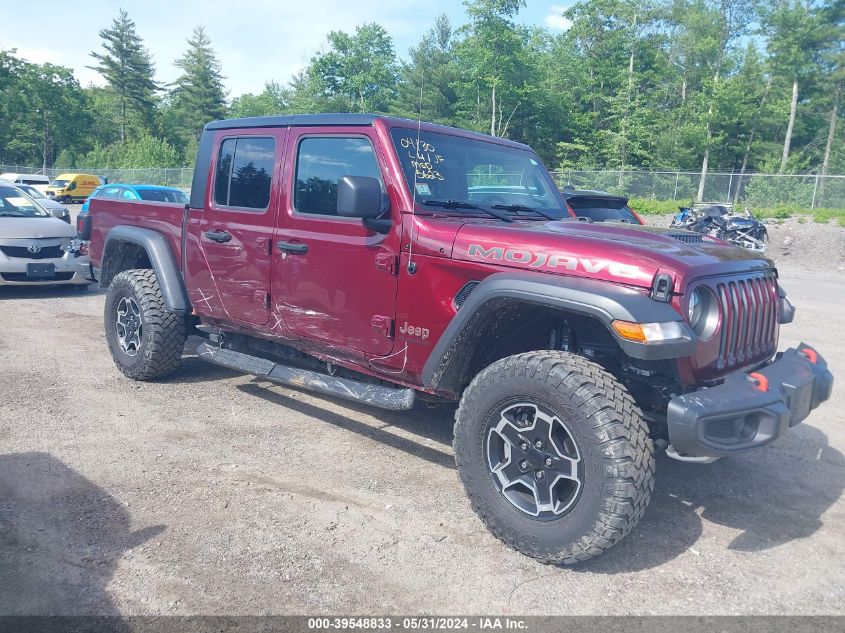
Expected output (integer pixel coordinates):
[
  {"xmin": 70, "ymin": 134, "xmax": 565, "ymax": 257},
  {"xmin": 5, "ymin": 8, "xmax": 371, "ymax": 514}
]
[
  {"xmin": 560, "ymin": 187, "xmax": 629, "ymax": 202},
  {"xmin": 203, "ymin": 113, "xmax": 532, "ymax": 151}
]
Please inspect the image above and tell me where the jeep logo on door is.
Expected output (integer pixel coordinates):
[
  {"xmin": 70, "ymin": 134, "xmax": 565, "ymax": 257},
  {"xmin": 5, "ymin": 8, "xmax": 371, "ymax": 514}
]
[{"xmin": 467, "ymin": 244, "xmax": 641, "ymax": 280}]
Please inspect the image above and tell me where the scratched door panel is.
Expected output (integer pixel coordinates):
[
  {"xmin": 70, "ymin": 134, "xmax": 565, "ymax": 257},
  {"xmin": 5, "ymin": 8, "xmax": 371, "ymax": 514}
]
[
  {"xmin": 198, "ymin": 129, "xmax": 287, "ymax": 325},
  {"xmin": 272, "ymin": 128, "xmax": 400, "ymax": 356}
]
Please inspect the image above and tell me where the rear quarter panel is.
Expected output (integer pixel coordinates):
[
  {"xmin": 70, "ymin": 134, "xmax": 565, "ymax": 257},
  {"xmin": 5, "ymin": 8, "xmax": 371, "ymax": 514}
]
[{"xmin": 88, "ymin": 197, "xmax": 185, "ymax": 270}]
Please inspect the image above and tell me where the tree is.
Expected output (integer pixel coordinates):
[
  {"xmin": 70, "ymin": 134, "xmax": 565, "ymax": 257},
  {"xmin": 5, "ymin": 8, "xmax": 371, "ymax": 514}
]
[
  {"xmin": 761, "ymin": 0, "xmax": 826, "ymax": 173},
  {"xmin": 0, "ymin": 52, "xmax": 90, "ymax": 167},
  {"xmin": 170, "ymin": 26, "xmax": 228, "ymax": 142},
  {"xmin": 390, "ymin": 14, "xmax": 460, "ymax": 125},
  {"xmin": 305, "ymin": 23, "xmax": 399, "ymax": 112},
  {"xmin": 89, "ymin": 9, "xmax": 161, "ymax": 143},
  {"xmin": 230, "ymin": 81, "xmax": 290, "ymax": 118},
  {"xmin": 455, "ymin": 0, "xmax": 528, "ymax": 137}
]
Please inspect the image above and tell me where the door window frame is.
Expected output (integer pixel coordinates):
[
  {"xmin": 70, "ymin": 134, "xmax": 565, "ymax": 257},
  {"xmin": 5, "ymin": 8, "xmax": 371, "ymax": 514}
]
[
  {"xmin": 210, "ymin": 134, "xmax": 278, "ymax": 214},
  {"xmin": 290, "ymin": 132, "xmax": 387, "ymax": 223}
]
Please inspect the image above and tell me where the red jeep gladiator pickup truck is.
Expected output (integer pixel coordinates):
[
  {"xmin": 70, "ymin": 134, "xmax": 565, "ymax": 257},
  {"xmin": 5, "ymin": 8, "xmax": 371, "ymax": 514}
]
[{"xmin": 81, "ymin": 114, "xmax": 833, "ymax": 564}]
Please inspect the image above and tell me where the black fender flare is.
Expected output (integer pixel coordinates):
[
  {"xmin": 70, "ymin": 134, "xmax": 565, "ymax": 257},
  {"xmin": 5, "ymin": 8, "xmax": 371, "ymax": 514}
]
[
  {"xmin": 102, "ymin": 225, "xmax": 191, "ymax": 314},
  {"xmin": 421, "ymin": 272, "xmax": 695, "ymax": 391}
]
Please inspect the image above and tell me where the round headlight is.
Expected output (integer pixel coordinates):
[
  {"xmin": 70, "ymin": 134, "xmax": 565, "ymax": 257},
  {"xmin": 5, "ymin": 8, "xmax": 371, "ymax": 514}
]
[
  {"xmin": 688, "ymin": 288, "xmax": 702, "ymax": 325},
  {"xmin": 687, "ymin": 287, "xmax": 718, "ymax": 338}
]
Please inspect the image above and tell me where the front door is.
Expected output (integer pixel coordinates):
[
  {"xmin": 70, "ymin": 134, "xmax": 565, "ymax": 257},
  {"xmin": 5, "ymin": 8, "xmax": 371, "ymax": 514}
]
[
  {"xmin": 272, "ymin": 128, "xmax": 399, "ymax": 356},
  {"xmin": 199, "ymin": 129, "xmax": 286, "ymax": 325}
]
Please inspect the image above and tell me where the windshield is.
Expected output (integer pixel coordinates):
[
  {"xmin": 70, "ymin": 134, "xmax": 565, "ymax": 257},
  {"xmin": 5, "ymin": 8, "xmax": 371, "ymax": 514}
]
[
  {"xmin": 49, "ymin": 179, "xmax": 69, "ymax": 188},
  {"xmin": 566, "ymin": 197, "xmax": 639, "ymax": 223},
  {"xmin": 17, "ymin": 184, "xmax": 47, "ymax": 199},
  {"xmin": 390, "ymin": 128, "xmax": 567, "ymax": 218},
  {"xmin": 0, "ymin": 186, "xmax": 50, "ymax": 217},
  {"xmin": 138, "ymin": 189, "xmax": 189, "ymax": 203}
]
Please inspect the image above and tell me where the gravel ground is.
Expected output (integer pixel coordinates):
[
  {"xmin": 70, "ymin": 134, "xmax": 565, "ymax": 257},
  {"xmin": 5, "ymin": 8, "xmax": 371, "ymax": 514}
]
[
  {"xmin": 0, "ymin": 261, "xmax": 843, "ymax": 616},
  {"xmin": 643, "ymin": 214, "xmax": 845, "ymax": 272}
]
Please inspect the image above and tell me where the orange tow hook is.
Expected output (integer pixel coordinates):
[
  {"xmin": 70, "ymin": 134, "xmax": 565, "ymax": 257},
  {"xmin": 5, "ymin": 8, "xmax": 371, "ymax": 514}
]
[
  {"xmin": 748, "ymin": 372, "xmax": 769, "ymax": 392},
  {"xmin": 800, "ymin": 348, "xmax": 818, "ymax": 364}
]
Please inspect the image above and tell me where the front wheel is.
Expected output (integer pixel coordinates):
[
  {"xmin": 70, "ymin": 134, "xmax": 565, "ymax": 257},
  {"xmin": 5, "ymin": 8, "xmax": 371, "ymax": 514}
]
[
  {"xmin": 454, "ymin": 351, "xmax": 655, "ymax": 565},
  {"xmin": 104, "ymin": 269, "xmax": 186, "ymax": 380}
]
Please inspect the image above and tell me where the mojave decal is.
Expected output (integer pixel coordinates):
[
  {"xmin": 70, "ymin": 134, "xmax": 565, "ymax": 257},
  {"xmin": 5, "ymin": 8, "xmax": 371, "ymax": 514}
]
[{"xmin": 467, "ymin": 244, "xmax": 642, "ymax": 280}]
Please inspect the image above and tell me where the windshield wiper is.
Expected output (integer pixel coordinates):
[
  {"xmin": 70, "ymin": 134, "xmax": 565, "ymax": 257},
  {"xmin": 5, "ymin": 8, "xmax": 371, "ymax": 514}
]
[
  {"xmin": 490, "ymin": 203, "xmax": 557, "ymax": 220},
  {"xmin": 420, "ymin": 199, "xmax": 513, "ymax": 223}
]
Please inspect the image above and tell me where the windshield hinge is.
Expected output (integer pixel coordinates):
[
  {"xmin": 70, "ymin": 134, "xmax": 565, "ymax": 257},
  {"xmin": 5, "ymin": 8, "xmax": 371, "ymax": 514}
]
[{"xmin": 375, "ymin": 253, "xmax": 399, "ymax": 276}]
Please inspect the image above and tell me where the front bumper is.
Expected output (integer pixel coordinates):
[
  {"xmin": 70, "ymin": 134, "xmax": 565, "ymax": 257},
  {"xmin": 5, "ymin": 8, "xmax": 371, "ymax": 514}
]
[
  {"xmin": 667, "ymin": 345, "xmax": 833, "ymax": 457},
  {"xmin": 0, "ymin": 245, "xmax": 90, "ymax": 287}
]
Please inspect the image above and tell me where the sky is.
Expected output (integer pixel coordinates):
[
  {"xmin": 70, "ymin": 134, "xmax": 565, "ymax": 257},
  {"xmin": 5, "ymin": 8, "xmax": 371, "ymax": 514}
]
[{"xmin": 1, "ymin": 1, "xmax": 574, "ymax": 98}]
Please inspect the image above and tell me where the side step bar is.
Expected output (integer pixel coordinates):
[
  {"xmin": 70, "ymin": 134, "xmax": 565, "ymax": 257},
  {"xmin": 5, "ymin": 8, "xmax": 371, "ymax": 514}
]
[{"xmin": 196, "ymin": 341, "xmax": 416, "ymax": 411}]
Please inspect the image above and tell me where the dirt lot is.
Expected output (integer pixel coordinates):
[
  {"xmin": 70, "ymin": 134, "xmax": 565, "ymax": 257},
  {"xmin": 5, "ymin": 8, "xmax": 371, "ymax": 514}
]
[{"xmin": 1, "ymin": 263, "xmax": 843, "ymax": 616}]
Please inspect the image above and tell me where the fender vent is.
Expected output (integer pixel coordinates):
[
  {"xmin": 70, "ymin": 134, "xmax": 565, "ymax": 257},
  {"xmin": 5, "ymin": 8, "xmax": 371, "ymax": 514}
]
[
  {"xmin": 667, "ymin": 232, "xmax": 704, "ymax": 244},
  {"xmin": 454, "ymin": 281, "xmax": 480, "ymax": 310}
]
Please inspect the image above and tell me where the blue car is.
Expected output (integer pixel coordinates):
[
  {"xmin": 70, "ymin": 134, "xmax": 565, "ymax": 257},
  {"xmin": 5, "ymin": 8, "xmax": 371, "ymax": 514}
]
[{"xmin": 79, "ymin": 184, "xmax": 189, "ymax": 215}]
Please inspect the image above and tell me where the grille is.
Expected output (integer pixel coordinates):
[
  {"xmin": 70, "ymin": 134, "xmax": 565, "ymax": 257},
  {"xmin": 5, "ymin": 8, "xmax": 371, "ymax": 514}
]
[
  {"xmin": 454, "ymin": 281, "xmax": 480, "ymax": 310},
  {"xmin": 0, "ymin": 272, "xmax": 74, "ymax": 282},
  {"xmin": 667, "ymin": 232, "xmax": 704, "ymax": 244},
  {"xmin": 714, "ymin": 272, "xmax": 779, "ymax": 370},
  {"xmin": 0, "ymin": 244, "xmax": 65, "ymax": 259}
]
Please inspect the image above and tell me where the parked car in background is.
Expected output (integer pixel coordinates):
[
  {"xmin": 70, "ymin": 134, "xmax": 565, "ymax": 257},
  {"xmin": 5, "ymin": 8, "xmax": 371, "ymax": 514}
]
[
  {"xmin": 9, "ymin": 183, "xmax": 71, "ymax": 223},
  {"xmin": 79, "ymin": 183, "xmax": 189, "ymax": 215},
  {"xmin": 74, "ymin": 184, "xmax": 190, "ymax": 257},
  {"xmin": 558, "ymin": 186, "xmax": 644, "ymax": 224},
  {"xmin": 0, "ymin": 183, "xmax": 89, "ymax": 288},
  {"xmin": 46, "ymin": 173, "xmax": 102, "ymax": 204},
  {"xmin": 0, "ymin": 173, "xmax": 51, "ymax": 194}
]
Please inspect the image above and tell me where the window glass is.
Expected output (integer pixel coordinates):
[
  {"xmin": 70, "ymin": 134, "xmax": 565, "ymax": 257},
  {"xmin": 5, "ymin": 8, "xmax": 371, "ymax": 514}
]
[
  {"xmin": 101, "ymin": 187, "xmax": 120, "ymax": 198},
  {"xmin": 214, "ymin": 137, "xmax": 274, "ymax": 209},
  {"xmin": 121, "ymin": 189, "xmax": 138, "ymax": 200},
  {"xmin": 566, "ymin": 197, "xmax": 639, "ymax": 223},
  {"xmin": 390, "ymin": 128, "xmax": 567, "ymax": 219},
  {"xmin": 294, "ymin": 137, "xmax": 383, "ymax": 216},
  {"xmin": 213, "ymin": 138, "xmax": 236, "ymax": 207},
  {"xmin": 138, "ymin": 189, "xmax": 189, "ymax": 203}
]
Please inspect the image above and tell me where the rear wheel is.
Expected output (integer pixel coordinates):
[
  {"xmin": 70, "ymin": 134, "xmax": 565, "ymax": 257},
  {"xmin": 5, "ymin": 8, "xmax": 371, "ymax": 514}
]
[
  {"xmin": 454, "ymin": 350, "xmax": 654, "ymax": 564},
  {"xmin": 104, "ymin": 269, "xmax": 186, "ymax": 380}
]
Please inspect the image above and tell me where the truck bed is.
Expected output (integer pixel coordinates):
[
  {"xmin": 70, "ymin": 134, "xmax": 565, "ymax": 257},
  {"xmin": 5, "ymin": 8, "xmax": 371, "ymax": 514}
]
[{"xmin": 88, "ymin": 197, "xmax": 186, "ymax": 272}]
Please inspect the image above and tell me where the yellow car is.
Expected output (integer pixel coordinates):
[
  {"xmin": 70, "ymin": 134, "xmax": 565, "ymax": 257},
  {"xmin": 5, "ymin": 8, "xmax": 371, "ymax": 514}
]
[{"xmin": 46, "ymin": 173, "xmax": 102, "ymax": 204}]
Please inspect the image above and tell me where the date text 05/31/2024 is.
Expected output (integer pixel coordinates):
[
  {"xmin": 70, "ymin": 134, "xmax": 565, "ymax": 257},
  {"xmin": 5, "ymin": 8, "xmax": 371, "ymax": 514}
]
[{"xmin": 307, "ymin": 617, "xmax": 528, "ymax": 630}]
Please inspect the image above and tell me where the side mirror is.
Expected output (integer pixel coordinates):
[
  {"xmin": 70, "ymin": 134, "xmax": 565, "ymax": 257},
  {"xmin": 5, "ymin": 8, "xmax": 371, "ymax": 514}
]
[
  {"xmin": 50, "ymin": 208, "xmax": 68, "ymax": 221},
  {"xmin": 337, "ymin": 175, "xmax": 383, "ymax": 219}
]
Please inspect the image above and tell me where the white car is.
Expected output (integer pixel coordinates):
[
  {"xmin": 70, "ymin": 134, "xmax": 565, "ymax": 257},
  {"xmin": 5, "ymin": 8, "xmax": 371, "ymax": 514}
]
[
  {"xmin": 7, "ymin": 182, "xmax": 71, "ymax": 223},
  {"xmin": 0, "ymin": 173, "xmax": 50, "ymax": 194},
  {"xmin": 0, "ymin": 183, "xmax": 89, "ymax": 288}
]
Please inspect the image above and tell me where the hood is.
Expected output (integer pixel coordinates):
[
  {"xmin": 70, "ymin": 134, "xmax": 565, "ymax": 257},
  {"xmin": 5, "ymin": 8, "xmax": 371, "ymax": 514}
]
[
  {"xmin": 0, "ymin": 216, "xmax": 76, "ymax": 239},
  {"xmin": 452, "ymin": 219, "xmax": 774, "ymax": 293}
]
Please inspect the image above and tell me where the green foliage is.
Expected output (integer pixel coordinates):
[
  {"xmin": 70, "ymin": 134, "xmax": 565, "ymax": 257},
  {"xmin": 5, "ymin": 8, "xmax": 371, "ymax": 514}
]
[
  {"xmin": 305, "ymin": 23, "xmax": 399, "ymax": 113},
  {"xmin": 88, "ymin": 10, "xmax": 161, "ymax": 142},
  {"xmin": 74, "ymin": 135, "xmax": 181, "ymax": 169},
  {"xmin": 0, "ymin": 0, "xmax": 843, "ymax": 198},
  {"xmin": 230, "ymin": 81, "xmax": 290, "ymax": 118},
  {"xmin": 628, "ymin": 198, "xmax": 692, "ymax": 215},
  {"xmin": 169, "ymin": 26, "xmax": 228, "ymax": 143}
]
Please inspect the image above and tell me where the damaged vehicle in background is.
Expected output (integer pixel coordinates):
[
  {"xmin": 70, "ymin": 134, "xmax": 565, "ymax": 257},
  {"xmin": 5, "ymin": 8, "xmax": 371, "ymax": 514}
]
[{"xmin": 0, "ymin": 184, "xmax": 90, "ymax": 289}]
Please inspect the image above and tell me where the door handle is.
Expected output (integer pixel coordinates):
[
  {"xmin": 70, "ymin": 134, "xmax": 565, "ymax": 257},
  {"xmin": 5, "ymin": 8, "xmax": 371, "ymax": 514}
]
[
  {"xmin": 204, "ymin": 229, "xmax": 232, "ymax": 244},
  {"xmin": 277, "ymin": 241, "xmax": 308, "ymax": 255}
]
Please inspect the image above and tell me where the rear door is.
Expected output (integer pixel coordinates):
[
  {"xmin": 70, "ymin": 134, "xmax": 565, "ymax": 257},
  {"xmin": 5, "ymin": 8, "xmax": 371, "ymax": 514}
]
[
  {"xmin": 198, "ymin": 128, "xmax": 287, "ymax": 325},
  {"xmin": 271, "ymin": 127, "xmax": 399, "ymax": 356}
]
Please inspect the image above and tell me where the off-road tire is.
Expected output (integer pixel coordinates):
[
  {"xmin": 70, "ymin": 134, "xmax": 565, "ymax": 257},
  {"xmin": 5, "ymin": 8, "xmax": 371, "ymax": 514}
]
[
  {"xmin": 454, "ymin": 350, "xmax": 654, "ymax": 565},
  {"xmin": 104, "ymin": 269, "xmax": 186, "ymax": 380}
]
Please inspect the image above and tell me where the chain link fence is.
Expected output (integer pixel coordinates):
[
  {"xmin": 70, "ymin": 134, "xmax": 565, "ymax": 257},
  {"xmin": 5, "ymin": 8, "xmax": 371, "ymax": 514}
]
[
  {"xmin": 550, "ymin": 170, "xmax": 845, "ymax": 210},
  {"xmin": 0, "ymin": 165, "xmax": 194, "ymax": 190},
  {"xmin": 2, "ymin": 164, "xmax": 844, "ymax": 209}
]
